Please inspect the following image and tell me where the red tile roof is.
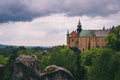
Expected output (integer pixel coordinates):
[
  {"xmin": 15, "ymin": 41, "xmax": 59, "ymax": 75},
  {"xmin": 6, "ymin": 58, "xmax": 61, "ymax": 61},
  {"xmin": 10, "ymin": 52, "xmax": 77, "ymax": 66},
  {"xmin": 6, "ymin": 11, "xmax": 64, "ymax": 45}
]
[{"xmin": 70, "ymin": 31, "xmax": 77, "ymax": 37}]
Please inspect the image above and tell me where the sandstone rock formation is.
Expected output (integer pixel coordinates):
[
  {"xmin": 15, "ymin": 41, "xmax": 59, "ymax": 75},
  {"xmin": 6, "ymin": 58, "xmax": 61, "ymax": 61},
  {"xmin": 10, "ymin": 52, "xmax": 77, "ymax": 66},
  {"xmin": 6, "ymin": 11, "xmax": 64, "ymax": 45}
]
[
  {"xmin": 13, "ymin": 55, "xmax": 75, "ymax": 80},
  {"xmin": 13, "ymin": 55, "xmax": 40, "ymax": 80},
  {"xmin": 41, "ymin": 65, "xmax": 74, "ymax": 80}
]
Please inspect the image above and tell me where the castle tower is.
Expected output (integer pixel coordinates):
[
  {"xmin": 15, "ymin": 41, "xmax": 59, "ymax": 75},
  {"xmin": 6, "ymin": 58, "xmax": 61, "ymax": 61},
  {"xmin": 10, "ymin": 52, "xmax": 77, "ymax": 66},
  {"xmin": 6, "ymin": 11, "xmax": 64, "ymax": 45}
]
[
  {"xmin": 77, "ymin": 20, "xmax": 82, "ymax": 36},
  {"xmin": 75, "ymin": 20, "xmax": 82, "ymax": 49},
  {"xmin": 66, "ymin": 30, "xmax": 70, "ymax": 47}
]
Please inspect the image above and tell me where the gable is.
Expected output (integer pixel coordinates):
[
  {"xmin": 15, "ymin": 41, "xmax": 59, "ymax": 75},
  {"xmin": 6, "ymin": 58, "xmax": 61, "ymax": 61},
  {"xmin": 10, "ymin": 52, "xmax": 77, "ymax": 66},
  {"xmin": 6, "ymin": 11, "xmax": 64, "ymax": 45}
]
[{"xmin": 70, "ymin": 31, "xmax": 77, "ymax": 37}]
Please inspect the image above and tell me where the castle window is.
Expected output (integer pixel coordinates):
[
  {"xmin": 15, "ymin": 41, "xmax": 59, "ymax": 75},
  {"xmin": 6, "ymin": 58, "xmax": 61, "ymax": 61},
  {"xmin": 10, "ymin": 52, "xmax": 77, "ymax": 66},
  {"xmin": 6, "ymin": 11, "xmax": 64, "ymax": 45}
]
[
  {"xmin": 76, "ymin": 41, "xmax": 78, "ymax": 44},
  {"xmin": 72, "ymin": 39, "xmax": 74, "ymax": 42},
  {"xmin": 83, "ymin": 48, "xmax": 84, "ymax": 51}
]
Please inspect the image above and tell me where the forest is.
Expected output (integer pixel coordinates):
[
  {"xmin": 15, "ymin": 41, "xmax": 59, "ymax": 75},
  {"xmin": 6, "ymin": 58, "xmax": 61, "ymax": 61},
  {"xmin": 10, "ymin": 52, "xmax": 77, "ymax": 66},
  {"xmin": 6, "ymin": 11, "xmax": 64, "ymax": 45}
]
[{"xmin": 0, "ymin": 25, "xmax": 120, "ymax": 80}]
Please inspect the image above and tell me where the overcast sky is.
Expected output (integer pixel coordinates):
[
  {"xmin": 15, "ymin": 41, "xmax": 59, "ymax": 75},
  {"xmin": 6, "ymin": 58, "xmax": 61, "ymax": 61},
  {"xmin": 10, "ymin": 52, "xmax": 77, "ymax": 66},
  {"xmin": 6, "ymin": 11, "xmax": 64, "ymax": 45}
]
[{"xmin": 0, "ymin": 0, "xmax": 120, "ymax": 46}]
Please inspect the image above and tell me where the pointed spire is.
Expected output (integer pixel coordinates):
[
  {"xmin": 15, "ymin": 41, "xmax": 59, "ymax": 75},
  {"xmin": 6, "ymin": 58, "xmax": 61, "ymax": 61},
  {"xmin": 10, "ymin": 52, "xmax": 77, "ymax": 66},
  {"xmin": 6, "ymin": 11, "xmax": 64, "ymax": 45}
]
[
  {"xmin": 78, "ymin": 19, "xmax": 81, "ymax": 26},
  {"xmin": 67, "ymin": 30, "xmax": 69, "ymax": 34},
  {"xmin": 77, "ymin": 19, "xmax": 82, "ymax": 36}
]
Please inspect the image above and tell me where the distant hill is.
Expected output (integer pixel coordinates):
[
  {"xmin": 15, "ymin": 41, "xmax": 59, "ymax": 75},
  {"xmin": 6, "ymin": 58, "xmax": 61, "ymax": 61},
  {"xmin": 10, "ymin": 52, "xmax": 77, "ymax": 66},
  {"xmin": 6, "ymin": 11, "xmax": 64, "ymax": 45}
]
[
  {"xmin": 0, "ymin": 44, "xmax": 16, "ymax": 48},
  {"xmin": 0, "ymin": 44, "xmax": 52, "ymax": 49}
]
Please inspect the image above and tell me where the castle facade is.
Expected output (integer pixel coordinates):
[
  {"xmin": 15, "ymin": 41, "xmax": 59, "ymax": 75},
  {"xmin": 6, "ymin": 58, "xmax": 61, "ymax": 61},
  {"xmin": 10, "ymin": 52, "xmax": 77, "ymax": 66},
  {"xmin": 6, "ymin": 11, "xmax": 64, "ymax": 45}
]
[{"xmin": 67, "ymin": 20, "xmax": 110, "ymax": 52}]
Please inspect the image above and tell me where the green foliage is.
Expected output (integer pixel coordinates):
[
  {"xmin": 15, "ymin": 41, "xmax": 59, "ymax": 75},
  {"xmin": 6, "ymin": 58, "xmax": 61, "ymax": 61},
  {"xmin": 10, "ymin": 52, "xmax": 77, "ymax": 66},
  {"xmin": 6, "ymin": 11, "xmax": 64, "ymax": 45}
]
[
  {"xmin": 81, "ymin": 48, "xmax": 100, "ymax": 66},
  {"xmin": 35, "ymin": 50, "xmax": 42, "ymax": 59},
  {"xmin": 115, "ymin": 66, "xmax": 120, "ymax": 80},
  {"xmin": 106, "ymin": 25, "xmax": 120, "ymax": 51},
  {"xmin": 39, "ymin": 46, "xmax": 87, "ymax": 80},
  {"xmin": 3, "ymin": 67, "xmax": 13, "ymax": 80},
  {"xmin": 113, "ymin": 25, "xmax": 120, "ymax": 38},
  {"xmin": 0, "ymin": 47, "xmax": 16, "ymax": 57},
  {"xmin": 81, "ymin": 48, "xmax": 120, "ymax": 80},
  {"xmin": 39, "ymin": 46, "xmax": 77, "ymax": 71},
  {"xmin": 1, "ymin": 44, "xmax": 120, "ymax": 80},
  {"xmin": 0, "ymin": 55, "xmax": 8, "ymax": 65},
  {"xmin": 40, "ymin": 53, "xmax": 51, "ymax": 70},
  {"xmin": 81, "ymin": 48, "xmax": 101, "ymax": 80},
  {"xmin": 16, "ymin": 46, "xmax": 33, "ymax": 55},
  {"xmin": 89, "ymin": 48, "xmax": 120, "ymax": 80},
  {"xmin": 50, "ymin": 46, "xmax": 76, "ymax": 70},
  {"xmin": 70, "ymin": 47, "xmax": 87, "ymax": 80},
  {"xmin": 106, "ymin": 33, "xmax": 117, "ymax": 47},
  {"xmin": 3, "ymin": 49, "xmax": 17, "ymax": 80}
]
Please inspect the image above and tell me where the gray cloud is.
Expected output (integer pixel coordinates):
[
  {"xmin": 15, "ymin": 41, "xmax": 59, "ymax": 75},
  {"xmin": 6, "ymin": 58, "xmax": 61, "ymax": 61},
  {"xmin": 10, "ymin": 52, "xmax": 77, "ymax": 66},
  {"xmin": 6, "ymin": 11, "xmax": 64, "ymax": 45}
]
[
  {"xmin": 0, "ymin": 12, "xmax": 120, "ymax": 46},
  {"xmin": 0, "ymin": 0, "xmax": 120, "ymax": 23}
]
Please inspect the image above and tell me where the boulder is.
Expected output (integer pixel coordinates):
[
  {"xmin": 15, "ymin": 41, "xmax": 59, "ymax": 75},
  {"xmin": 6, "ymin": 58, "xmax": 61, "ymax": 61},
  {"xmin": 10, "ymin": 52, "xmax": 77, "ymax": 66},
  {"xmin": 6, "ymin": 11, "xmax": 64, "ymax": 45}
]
[
  {"xmin": 13, "ymin": 55, "xmax": 40, "ymax": 80},
  {"xmin": 41, "ymin": 65, "xmax": 75, "ymax": 80},
  {"xmin": 13, "ymin": 55, "xmax": 75, "ymax": 80}
]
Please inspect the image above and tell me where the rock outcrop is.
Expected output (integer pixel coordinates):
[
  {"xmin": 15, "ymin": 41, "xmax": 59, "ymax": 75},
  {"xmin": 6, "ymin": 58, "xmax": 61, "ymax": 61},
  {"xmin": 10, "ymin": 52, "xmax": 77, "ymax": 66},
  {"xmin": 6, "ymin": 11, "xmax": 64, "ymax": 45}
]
[
  {"xmin": 41, "ymin": 65, "xmax": 74, "ymax": 80},
  {"xmin": 13, "ymin": 55, "xmax": 40, "ymax": 80},
  {"xmin": 13, "ymin": 55, "xmax": 75, "ymax": 80}
]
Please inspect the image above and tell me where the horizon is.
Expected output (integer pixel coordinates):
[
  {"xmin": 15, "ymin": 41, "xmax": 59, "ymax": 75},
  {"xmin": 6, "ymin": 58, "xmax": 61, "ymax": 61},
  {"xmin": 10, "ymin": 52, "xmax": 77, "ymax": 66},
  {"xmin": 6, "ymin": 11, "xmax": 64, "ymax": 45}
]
[{"xmin": 0, "ymin": 0, "xmax": 120, "ymax": 46}]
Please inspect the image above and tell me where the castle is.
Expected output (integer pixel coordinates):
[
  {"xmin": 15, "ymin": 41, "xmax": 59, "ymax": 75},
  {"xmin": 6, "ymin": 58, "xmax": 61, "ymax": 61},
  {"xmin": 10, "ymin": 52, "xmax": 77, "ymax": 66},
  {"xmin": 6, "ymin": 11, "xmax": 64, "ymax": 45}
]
[{"xmin": 66, "ymin": 20, "xmax": 110, "ymax": 52}]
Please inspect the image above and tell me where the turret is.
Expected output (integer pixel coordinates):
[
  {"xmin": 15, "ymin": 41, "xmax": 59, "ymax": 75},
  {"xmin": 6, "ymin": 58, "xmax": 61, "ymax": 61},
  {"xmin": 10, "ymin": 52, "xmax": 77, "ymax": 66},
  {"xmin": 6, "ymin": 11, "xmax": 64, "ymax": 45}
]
[
  {"xmin": 77, "ymin": 20, "xmax": 82, "ymax": 36},
  {"xmin": 66, "ymin": 30, "xmax": 70, "ymax": 47},
  {"xmin": 67, "ymin": 30, "xmax": 69, "ymax": 34}
]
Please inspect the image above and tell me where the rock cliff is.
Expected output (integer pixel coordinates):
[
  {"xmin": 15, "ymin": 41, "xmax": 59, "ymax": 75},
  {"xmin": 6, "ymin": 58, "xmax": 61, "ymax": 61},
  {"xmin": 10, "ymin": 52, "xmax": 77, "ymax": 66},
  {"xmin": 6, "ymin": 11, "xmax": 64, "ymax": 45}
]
[{"xmin": 13, "ymin": 55, "xmax": 75, "ymax": 80}]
